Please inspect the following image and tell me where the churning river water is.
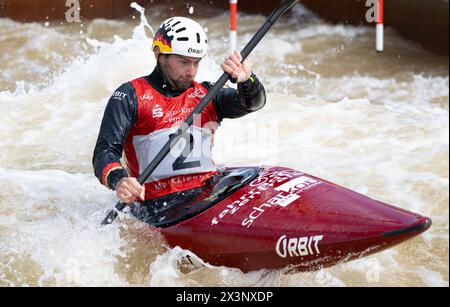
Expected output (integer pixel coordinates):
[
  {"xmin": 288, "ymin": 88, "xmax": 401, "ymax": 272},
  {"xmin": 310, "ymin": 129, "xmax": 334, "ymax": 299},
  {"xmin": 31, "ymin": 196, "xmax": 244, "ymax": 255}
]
[{"xmin": 0, "ymin": 3, "xmax": 448, "ymax": 286}]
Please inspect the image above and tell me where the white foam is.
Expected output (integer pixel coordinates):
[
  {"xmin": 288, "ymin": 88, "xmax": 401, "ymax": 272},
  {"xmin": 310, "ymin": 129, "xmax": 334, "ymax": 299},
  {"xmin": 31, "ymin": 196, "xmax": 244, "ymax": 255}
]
[
  {"xmin": 0, "ymin": 3, "xmax": 448, "ymax": 287},
  {"xmin": 0, "ymin": 168, "xmax": 129, "ymax": 286}
]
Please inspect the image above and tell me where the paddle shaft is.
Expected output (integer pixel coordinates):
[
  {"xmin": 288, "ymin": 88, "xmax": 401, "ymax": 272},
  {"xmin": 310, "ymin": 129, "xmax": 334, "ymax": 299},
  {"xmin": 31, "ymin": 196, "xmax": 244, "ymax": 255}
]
[{"xmin": 101, "ymin": 0, "xmax": 299, "ymax": 226}]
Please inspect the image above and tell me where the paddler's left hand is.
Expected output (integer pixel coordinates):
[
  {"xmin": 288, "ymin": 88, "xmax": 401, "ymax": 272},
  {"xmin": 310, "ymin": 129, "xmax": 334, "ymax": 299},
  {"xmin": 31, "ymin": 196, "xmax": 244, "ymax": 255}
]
[{"xmin": 221, "ymin": 50, "xmax": 252, "ymax": 83}]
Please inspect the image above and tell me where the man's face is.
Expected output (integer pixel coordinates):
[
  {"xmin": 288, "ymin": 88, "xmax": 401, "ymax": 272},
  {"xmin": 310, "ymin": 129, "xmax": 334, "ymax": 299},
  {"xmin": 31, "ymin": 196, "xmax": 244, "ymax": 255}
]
[{"xmin": 159, "ymin": 54, "xmax": 201, "ymax": 91}]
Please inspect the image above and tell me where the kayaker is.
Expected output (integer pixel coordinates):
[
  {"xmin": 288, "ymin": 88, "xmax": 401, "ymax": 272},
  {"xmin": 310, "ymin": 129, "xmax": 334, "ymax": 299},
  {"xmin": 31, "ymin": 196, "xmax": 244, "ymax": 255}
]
[{"xmin": 93, "ymin": 17, "xmax": 266, "ymax": 221}]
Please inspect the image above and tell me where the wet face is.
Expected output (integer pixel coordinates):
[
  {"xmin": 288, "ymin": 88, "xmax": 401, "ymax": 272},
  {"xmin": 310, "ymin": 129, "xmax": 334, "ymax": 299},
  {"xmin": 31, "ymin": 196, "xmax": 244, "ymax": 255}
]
[{"xmin": 157, "ymin": 52, "xmax": 201, "ymax": 91}]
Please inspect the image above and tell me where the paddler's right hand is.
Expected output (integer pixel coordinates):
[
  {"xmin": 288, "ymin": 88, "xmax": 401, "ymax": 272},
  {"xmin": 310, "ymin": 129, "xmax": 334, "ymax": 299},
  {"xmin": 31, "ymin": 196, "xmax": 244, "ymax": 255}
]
[{"xmin": 116, "ymin": 177, "xmax": 145, "ymax": 204}]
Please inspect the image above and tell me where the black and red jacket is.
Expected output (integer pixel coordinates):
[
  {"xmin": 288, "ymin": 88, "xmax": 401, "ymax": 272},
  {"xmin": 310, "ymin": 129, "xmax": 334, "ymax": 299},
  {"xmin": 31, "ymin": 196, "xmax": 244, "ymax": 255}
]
[{"xmin": 93, "ymin": 66, "xmax": 266, "ymax": 200}]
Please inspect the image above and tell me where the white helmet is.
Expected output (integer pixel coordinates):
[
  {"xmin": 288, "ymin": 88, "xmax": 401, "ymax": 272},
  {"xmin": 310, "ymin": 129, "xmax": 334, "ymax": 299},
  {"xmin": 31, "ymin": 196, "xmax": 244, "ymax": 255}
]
[{"xmin": 152, "ymin": 17, "xmax": 208, "ymax": 59}]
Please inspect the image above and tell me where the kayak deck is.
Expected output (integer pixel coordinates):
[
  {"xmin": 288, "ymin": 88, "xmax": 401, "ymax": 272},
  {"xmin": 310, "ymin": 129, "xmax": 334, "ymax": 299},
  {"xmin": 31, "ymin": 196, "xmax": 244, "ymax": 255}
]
[
  {"xmin": 139, "ymin": 166, "xmax": 431, "ymax": 272},
  {"xmin": 131, "ymin": 168, "xmax": 260, "ymax": 228}
]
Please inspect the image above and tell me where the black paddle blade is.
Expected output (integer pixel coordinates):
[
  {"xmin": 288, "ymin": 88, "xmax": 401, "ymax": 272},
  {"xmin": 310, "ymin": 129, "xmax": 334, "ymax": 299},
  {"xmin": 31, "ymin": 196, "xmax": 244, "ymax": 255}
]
[{"xmin": 101, "ymin": 201, "xmax": 127, "ymax": 226}]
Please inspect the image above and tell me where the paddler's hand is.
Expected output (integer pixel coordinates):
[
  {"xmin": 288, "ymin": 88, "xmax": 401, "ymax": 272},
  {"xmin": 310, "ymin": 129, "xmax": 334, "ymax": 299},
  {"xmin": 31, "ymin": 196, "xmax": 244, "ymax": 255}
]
[
  {"xmin": 221, "ymin": 50, "xmax": 252, "ymax": 83},
  {"xmin": 116, "ymin": 177, "xmax": 145, "ymax": 204}
]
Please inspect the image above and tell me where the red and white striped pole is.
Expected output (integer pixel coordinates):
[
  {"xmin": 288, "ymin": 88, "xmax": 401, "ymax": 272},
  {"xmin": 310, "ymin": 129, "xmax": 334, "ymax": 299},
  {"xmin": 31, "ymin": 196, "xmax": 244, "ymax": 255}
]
[
  {"xmin": 230, "ymin": 0, "xmax": 238, "ymax": 53},
  {"xmin": 376, "ymin": 0, "xmax": 384, "ymax": 52}
]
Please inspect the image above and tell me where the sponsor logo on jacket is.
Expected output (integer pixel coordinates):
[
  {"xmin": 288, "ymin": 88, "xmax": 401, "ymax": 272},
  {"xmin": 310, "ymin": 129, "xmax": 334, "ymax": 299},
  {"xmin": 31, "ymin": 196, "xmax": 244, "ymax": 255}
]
[
  {"xmin": 188, "ymin": 87, "xmax": 206, "ymax": 99},
  {"xmin": 112, "ymin": 91, "xmax": 127, "ymax": 100},
  {"xmin": 141, "ymin": 92, "xmax": 154, "ymax": 102},
  {"xmin": 153, "ymin": 105, "xmax": 164, "ymax": 118}
]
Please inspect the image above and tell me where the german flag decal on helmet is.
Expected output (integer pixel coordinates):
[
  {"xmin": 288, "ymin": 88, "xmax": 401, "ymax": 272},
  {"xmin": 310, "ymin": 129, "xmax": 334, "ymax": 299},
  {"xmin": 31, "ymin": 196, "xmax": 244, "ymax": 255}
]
[
  {"xmin": 152, "ymin": 21, "xmax": 174, "ymax": 53},
  {"xmin": 152, "ymin": 17, "xmax": 208, "ymax": 59}
]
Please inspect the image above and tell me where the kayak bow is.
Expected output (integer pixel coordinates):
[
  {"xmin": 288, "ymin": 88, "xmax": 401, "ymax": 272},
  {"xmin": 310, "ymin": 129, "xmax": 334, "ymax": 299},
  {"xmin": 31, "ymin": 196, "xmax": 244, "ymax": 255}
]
[{"xmin": 152, "ymin": 166, "xmax": 431, "ymax": 272}]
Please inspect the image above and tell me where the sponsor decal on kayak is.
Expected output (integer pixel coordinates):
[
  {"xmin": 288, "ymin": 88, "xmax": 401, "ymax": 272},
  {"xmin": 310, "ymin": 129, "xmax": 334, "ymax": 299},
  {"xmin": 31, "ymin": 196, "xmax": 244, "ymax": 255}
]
[
  {"xmin": 276, "ymin": 235, "xmax": 324, "ymax": 258},
  {"xmin": 249, "ymin": 169, "xmax": 303, "ymax": 188},
  {"xmin": 275, "ymin": 176, "xmax": 322, "ymax": 195},
  {"xmin": 241, "ymin": 175, "xmax": 322, "ymax": 228},
  {"xmin": 211, "ymin": 188, "xmax": 261, "ymax": 226},
  {"xmin": 241, "ymin": 191, "xmax": 301, "ymax": 228},
  {"xmin": 211, "ymin": 170, "xmax": 301, "ymax": 226}
]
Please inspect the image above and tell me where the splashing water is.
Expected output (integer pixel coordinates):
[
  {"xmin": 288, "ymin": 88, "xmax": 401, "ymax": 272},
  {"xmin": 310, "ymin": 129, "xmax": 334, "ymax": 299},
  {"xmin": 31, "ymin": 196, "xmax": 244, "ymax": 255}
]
[{"xmin": 0, "ymin": 3, "xmax": 448, "ymax": 286}]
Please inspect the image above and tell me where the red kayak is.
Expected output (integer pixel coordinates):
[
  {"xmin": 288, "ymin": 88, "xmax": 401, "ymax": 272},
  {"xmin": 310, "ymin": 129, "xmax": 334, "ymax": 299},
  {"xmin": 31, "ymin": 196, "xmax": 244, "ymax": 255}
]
[{"xmin": 144, "ymin": 166, "xmax": 431, "ymax": 272}]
